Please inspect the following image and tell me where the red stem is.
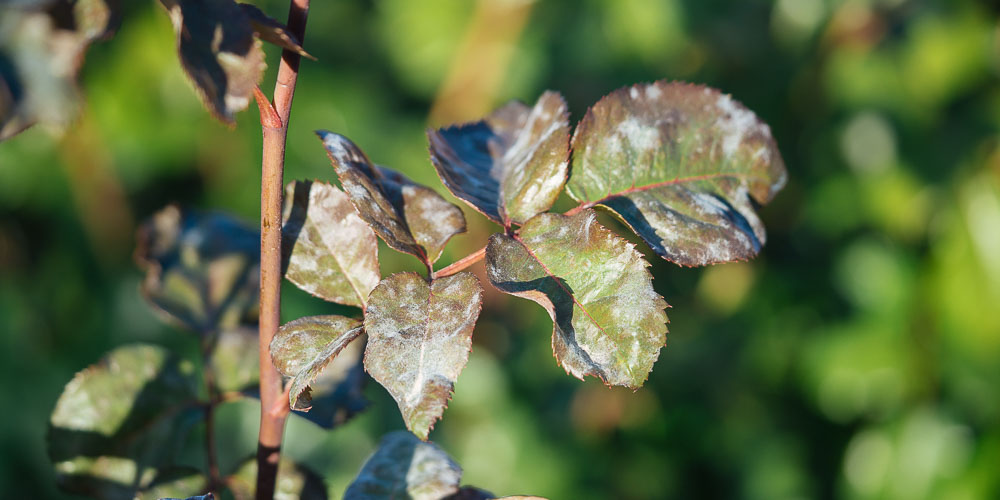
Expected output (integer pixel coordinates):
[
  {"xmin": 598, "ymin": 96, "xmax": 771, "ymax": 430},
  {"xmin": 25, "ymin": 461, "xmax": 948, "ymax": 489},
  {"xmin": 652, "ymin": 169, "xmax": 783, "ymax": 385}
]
[{"xmin": 435, "ymin": 245, "xmax": 487, "ymax": 278}]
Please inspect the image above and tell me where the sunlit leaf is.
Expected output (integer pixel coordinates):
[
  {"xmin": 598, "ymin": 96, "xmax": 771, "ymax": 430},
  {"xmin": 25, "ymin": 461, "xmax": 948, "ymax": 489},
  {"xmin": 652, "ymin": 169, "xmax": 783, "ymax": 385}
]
[
  {"xmin": 282, "ymin": 180, "xmax": 380, "ymax": 308},
  {"xmin": 293, "ymin": 333, "xmax": 370, "ymax": 429},
  {"xmin": 227, "ymin": 457, "xmax": 327, "ymax": 500},
  {"xmin": 238, "ymin": 2, "xmax": 313, "ymax": 59},
  {"xmin": 364, "ymin": 272, "xmax": 482, "ymax": 440},
  {"xmin": 158, "ymin": 0, "xmax": 266, "ymax": 125},
  {"xmin": 317, "ymin": 130, "xmax": 467, "ymax": 264},
  {"xmin": 428, "ymin": 91, "xmax": 570, "ymax": 225},
  {"xmin": 567, "ymin": 81, "xmax": 787, "ymax": 266},
  {"xmin": 486, "ymin": 210, "xmax": 668, "ymax": 388},
  {"xmin": 48, "ymin": 344, "xmax": 202, "ymax": 499},
  {"xmin": 344, "ymin": 431, "xmax": 462, "ymax": 500},
  {"xmin": 270, "ymin": 315, "xmax": 364, "ymax": 410},
  {"xmin": 210, "ymin": 327, "xmax": 259, "ymax": 394},
  {"xmin": 135, "ymin": 205, "xmax": 260, "ymax": 335}
]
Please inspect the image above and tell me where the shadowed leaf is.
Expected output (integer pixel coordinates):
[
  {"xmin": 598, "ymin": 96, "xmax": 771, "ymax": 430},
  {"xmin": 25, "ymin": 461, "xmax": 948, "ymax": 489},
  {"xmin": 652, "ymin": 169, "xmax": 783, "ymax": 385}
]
[
  {"xmin": 137, "ymin": 467, "xmax": 208, "ymax": 500},
  {"xmin": 158, "ymin": 0, "xmax": 266, "ymax": 125},
  {"xmin": 567, "ymin": 81, "xmax": 787, "ymax": 266},
  {"xmin": 238, "ymin": 2, "xmax": 313, "ymax": 59},
  {"xmin": 135, "ymin": 205, "xmax": 260, "ymax": 335},
  {"xmin": 364, "ymin": 272, "xmax": 482, "ymax": 440},
  {"xmin": 428, "ymin": 91, "xmax": 570, "ymax": 225},
  {"xmin": 270, "ymin": 315, "xmax": 364, "ymax": 410},
  {"xmin": 48, "ymin": 344, "xmax": 202, "ymax": 499},
  {"xmin": 317, "ymin": 130, "xmax": 466, "ymax": 264},
  {"xmin": 292, "ymin": 333, "xmax": 370, "ymax": 429},
  {"xmin": 486, "ymin": 210, "xmax": 668, "ymax": 388},
  {"xmin": 227, "ymin": 457, "xmax": 327, "ymax": 500},
  {"xmin": 210, "ymin": 327, "xmax": 259, "ymax": 393},
  {"xmin": 282, "ymin": 180, "xmax": 380, "ymax": 308},
  {"xmin": 344, "ymin": 431, "xmax": 462, "ymax": 500}
]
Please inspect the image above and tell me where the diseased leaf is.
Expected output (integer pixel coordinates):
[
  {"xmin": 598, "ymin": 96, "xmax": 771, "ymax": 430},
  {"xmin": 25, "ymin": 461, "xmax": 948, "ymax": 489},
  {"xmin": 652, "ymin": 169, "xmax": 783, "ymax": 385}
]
[
  {"xmin": 158, "ymin": 0, "xmax": 266, "ymax": 125},
  {"xmin": 293, "ymin": 333, "xmax": 370, "ymax": 429},
  {"xmin": 48, "ymin": 344, "xmax": 202, "ymax": 500},
  {"xmin": 238, "ymin": 2, "xmax": 313, "ymax": 59},
  {"xmin": 567, "ymin": 81, "xmax": 787, "ymax": 266},
  {"xmin": 270, "ymin": 315, "xmax": 364, "ymax": 410},
  {"xmin": 364, "ymin": 272, "xmax": 482, "ymax": 440},
  {"xmin": 428, "ymin": 91, "xmax": 570, "ymax": 226},
  {"xmin": 210, "ymin": 327, "xmax": 259, "ymax": 393},
  {"xmin": 486, "ymin": 210, "xmax": 668, "ymax": 388},
  {"xmin": 317, "ymin": 130, "xmax": 467, "ymax": 264},
  {"xmin": 136, "ymin": 205, "xmax": 260, "ymax": 335},
  {"xmin": 282, "ymin": 180, "xmax": 380, "ymax": 308},
  {"xmin": 344, "ymin": 431, "xmax": 462, "ymax": 500},
  {"xmin": 227, "ymin": 457, "xmax": 327, "ymax": 500}
]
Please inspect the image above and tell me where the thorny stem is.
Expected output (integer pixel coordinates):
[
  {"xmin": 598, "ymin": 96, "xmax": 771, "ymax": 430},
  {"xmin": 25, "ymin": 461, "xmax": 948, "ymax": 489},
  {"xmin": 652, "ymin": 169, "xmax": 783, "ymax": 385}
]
[
  {"xmin": 435, "ymin": 245, "xmax": 487, "ymax": 278},
  {"xmin": 256, "ymin": 1, "xmax": 309, "ymax": 499}
]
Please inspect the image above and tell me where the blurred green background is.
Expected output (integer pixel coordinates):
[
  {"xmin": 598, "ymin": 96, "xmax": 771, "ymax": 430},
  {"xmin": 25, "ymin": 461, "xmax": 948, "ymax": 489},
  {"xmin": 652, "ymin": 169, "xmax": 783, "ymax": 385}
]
[{"xmin": 2, "ymin": 0, "xmax": 1000, "ymax": 498}]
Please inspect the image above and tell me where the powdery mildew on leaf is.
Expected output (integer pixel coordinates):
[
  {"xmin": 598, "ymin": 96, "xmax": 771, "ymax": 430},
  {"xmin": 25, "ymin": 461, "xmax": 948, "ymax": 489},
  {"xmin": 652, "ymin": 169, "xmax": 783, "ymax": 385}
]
[
  {"xmin": 293, "ymin": 334, "xmax": 369, "ymax": 429},
  {"xmin": 428, "ymin": 91, "xmax": 570, "ymax": 226},
  {"xmin": 344, "ymin": 431, "xmax": 462, "ymax": 500},
  {"xmin": 567, "ymin": 81, "xmax": 787, "ymax": 266},
  {"xmin": 269, "ymin": 315, "xmax": 363, "ymax": 410},
  {"xmin": 486, "ymin": 210, "xmax": 668, "ymax": 389},
  {"xmin": 364, "ymin": 272, "xmax": 483, "ymax": 440},
  {"xmin": 159, "ymin": 0, "xmax": 266, "ymax": 125},
  {"xmin": 238, "ymin": 3, "xmax": 313, "ymax": 59},
  {"xmin": 282, "ymin": 180, "xmax": 380, "ymax": 308},
  {"xmin": 317, "ymin": 131, "xmax": 466, "ymax": 264}
]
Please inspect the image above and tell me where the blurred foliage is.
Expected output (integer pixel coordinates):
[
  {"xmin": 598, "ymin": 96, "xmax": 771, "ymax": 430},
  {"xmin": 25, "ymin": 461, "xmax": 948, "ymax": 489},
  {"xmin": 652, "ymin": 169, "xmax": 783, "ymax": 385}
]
[{"xmin": 1, "ymin": 0, "xmax": 999, "ymax": 498}]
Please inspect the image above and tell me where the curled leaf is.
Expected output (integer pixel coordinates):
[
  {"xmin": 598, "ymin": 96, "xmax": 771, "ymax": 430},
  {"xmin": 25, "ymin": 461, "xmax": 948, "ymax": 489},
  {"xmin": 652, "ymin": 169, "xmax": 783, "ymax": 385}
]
[
  {"xmin": 486, "ymin": 210, "xmax": 668, "ymax": 388},
  {"xmin": 293, "ymin": 336, "xmax": 369, "ymax": 429},
  {"xmin": 428, "ymin": 91, "xmax": 570, "ymax": 225},
  {"xmin": 269, "ymin": 315, "xmax": 364, "ymax": 410},
  {"xmin": 345, "ymin": 431, "xmax": 462, "ymax": 500},
  {"xmin": 364, "ymin": 272, "xmax": 483, "ymax": 440},
  {"xmin": 282, "ymin": 180, "xmax": 380, "ymax": 308},
  {"xmin": 567, "ymin": 81, "xmax": 787, "ymax": 266},
  {"xmin": 317, "ymin": 130, "xmax": 466, "ymax": 264},
  {"xmin": 238, "ymin": 2, "xmax": 314, "ymax": 59},
  {"xmin": 158, "ymin": 0, "xmax": 266, "ymax": 124}
]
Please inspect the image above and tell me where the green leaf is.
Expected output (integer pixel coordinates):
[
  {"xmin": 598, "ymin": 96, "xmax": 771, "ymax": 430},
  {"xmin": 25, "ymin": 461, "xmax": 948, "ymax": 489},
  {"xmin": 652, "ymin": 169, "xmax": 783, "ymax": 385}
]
[
  {"xmin": 136, "ymin": 468, "xmax": 208, "ymax": 500},
  {"xmin": 238, "ymin": 2, "xmax": 314, "ymax": 59},
  {"xmin": 364, "ymin": 272, "xmax": 482, "ymax": 440},
  {"xmin": 270, "ymin": 315, "xmax": 364, "ymax": 410},
  {"xmin": 566, "ymin": 81, "xmax": 787, "ymax": 266},
  {"xmin": 428, "ymin": 91, "xmax": 570, "ymax": 226},
  {"xmin": 135, "ymin": 205, "xmax": 260, "ymax": 335},
  {"xmin": 293, "ymin": 333, "xmax": 369, "ymax": 429},
  {"xmin": 485, "ymin": 210, "xmax": 668, "ymax": 388},
  {"xmin": 227, "ymin": 457, "xmax": 327, "ymax": 500},
  {"xmin": 344, "ymin": 431, "xmax": 462, "ymax": 500},
  {"xmin": 282, "ymin": 180, "xmax": 380, "ymax": 308},
  {"xmin": 317, "ymin": 130, "xmax": 467, "ymax": 264},
  {"xmin": 48, "ymin": 344, "xmax": 202, "ymax": 499},
  {"xmin": 158, "ymin": 0, "xmax": 266, "ymax": 125},
  {"xmin": 210, "ymin": 327, "xmax": 259, "ymax": 394}
]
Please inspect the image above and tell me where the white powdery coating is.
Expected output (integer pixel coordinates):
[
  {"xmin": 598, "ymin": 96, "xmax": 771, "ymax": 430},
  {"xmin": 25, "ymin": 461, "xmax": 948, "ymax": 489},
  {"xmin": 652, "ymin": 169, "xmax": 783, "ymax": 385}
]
[
  {"xmin": 645, "ymin": 84, "xmax": 662, "ymax": 100},
  {"xmin": 616, "ymin": 116, "xmax": 661, "ymax": 153},
  {"xmin": 630, "ymin": 87, "xmax": 640, "ymax": 99},
  {"xmin": 714, "ymin": 94, "xmax": 759, "ymax": 158}
]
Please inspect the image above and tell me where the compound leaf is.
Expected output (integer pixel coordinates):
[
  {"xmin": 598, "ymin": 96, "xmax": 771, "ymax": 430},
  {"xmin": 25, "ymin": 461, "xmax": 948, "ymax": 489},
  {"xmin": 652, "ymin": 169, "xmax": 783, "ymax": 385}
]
[
  {"xmin": 282, "ymin": 180, "xmax": 380, "ymax": 308},
  {"xmin": 136, "ymin": 205, "xmax": 260, "ymax": 335},
  {"xmin": 428, "ymin": 91, "xmax": 570, "ymax": 226},
  {"xmin": 238, "ymin": 3, "xmax": 313, "ymax": 59},
  {"xmin": 567, "ymin": 81, "xmax": 787, "ymax": 266},
  {"xmin": 227, "ymin": 457, "xmax": 327, "ymax": 500},
  {"xmin": 486, "ymin": 210, "xmax": 668, "ymax": 388},
  {"xmin": 158, "ymin": 0, "xmax": 266, "ymax": 125},
  {"xmin": 270, "ymin": 315, "xmax": 364, "ymax": 410},
  {"xmin": 364, "ymin": 272, "xmax": 482, "ymax": 440},
  {"xmin": 317, "ymin": 130, "xmax": 466, "ymax": 264},
  {"xmin": 344, "ymin": 431, "xmax": 462, "ymax": 500}
]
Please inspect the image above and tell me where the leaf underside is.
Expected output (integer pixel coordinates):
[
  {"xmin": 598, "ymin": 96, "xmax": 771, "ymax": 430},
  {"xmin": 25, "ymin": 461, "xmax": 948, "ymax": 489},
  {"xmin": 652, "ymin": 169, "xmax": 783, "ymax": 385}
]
[
  {"xmin": 135, "ymin": 205, "xmax": 260, "ymax": 335},
  {"xmin": 282, "ymin": 180, "xmax": 380, "ymax": 308},
  {"xmin": 238, "ymin": 3, "xmax": 313, "ymax": 58},
  {"xmin": 317, "ymin": 130, "xmax": 466, "ymax": 264},
  {"xmin": 294, "ymin": 334, "xmax": 370, "ymax": 429},
  {"xmin": 158, "ymin": 0, "xmax": 266, "ymax": 125},
  {"xmin": 364, "ymin": 272, "xmax": 483, "ymax": 440},
  {"xmin": 269, "ymin": 315, "xmax": 364, "ymax": 410},
  {"xmin": 567, "ymin": 80, "xmax": 787, "ymax": 266},
  {"xmin": 344, "ymin": 431, "xmax": 463, "ymax": 500},
  {"xmin": 486, "ymin": 210, "xmax": 668, "ymax": 388},
  {"xmin": 428, "ymin": 90, "xmax": 570, "ymax": 226}
]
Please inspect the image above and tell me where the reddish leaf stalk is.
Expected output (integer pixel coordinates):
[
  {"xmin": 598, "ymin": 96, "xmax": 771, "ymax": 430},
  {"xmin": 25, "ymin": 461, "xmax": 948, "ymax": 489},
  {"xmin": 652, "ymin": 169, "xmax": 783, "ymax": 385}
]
[
  {"xmin": 256, "ymin": 1, "xmax": 309, "ymax": 499},
  {"xmin": 435, "ymin": 245, "xmax": 487, "ymax": 278}
]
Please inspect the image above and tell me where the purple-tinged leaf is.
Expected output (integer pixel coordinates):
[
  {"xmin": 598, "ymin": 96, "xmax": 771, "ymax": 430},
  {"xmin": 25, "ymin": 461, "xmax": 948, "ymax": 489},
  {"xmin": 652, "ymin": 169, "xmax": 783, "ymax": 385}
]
[
  {"xmin": 293, "ymin": 336, "xmax": 369, "ymax": 429},
  {"xmin": 135, "ymin": 205, "xmax": 260, "ymax": 335},
  {"xmin": 238, "ymin": 3, "xmax": 314, "ymax": 59},
  {"xmin": 364, "ymin": 272, "xmax": 482, "ymax": 440},
  {"xmin": 282, "ymin": 180, "xmax": 380, "ymax": 308},
  {"xmin": 428, "ymin": 91, "xmax": 570, "ymax": 226},
  {"xmin": 486, "ymin": 210, "xmax": 668, "ymax": 388},
  {"xmin": 269, "ymin": 315, "xmax": 364, "ymax": 410},
  {"xmin": 567, "ymin": 81, "xmax": 787, "ymax": 266},
  {"xmin": 227, "ymin": 457, "xmax": 327, "ymax": 500},
  {"xmin": 345, "ymin": 431, "xmax": 462, "ymax": 500},
  {"xmin": 158, "ymin": 0, "xmax": 266, "ymax": 125},
  {"xmin": 317, "ymin": 131, "xmax": 467, "ymax": 264}
]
